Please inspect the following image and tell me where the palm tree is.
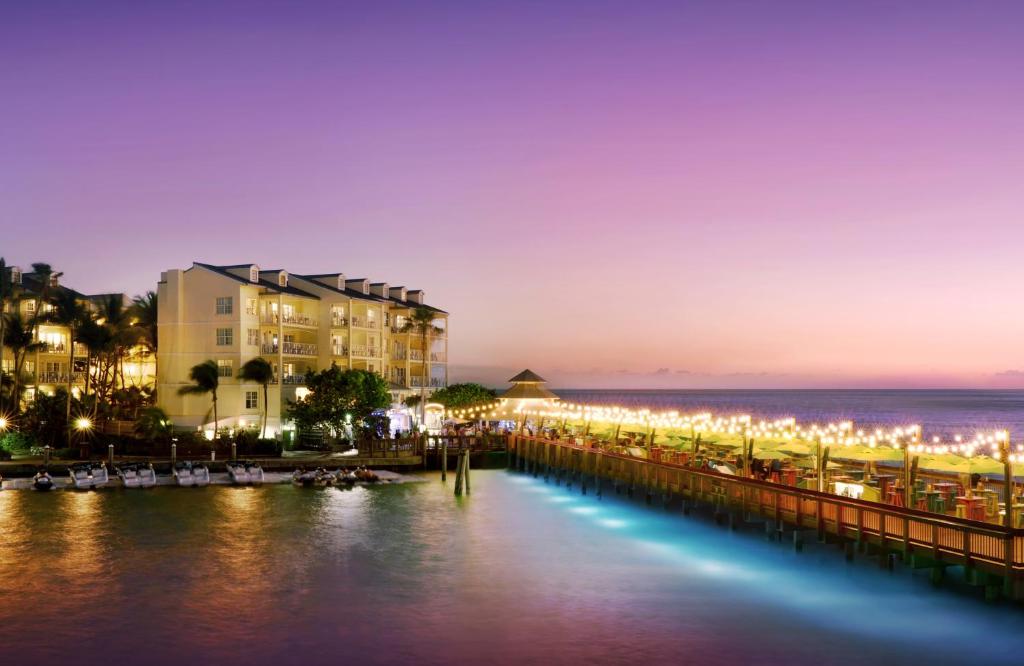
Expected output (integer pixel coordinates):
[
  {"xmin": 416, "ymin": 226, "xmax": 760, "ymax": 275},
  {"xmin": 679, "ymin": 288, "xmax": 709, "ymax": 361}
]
[
  {"xmin": 135, "ymin": 405, "xmax": 173, "ymax": 443},
  {"xmin": 178, "ymin": 360, "xmax": 220, "ymax": 439},
  {"xmin": 400, "ymin": 307, "xmax": 445, "ymax": 424},
  {"xmin": 47, "ymin": 289, "xmax": 90, "ymax": 446},
  {"xmin": 238, "ymin": 357, "xmax": 274, "ymax": 439},
  {"xmin": 27, "ymin": 263, "xmax": 62, "ymax": 401},
  {"xmin": 131, "ymin": 291, "xmax": 157, "ymax": 386},
  {"xmin": 3, "ymin": 312, "xmax": 44, "ymax": 412},
  {"xmin": 0, "ymin": 257, "xmax": 16, "ymax": 412}
]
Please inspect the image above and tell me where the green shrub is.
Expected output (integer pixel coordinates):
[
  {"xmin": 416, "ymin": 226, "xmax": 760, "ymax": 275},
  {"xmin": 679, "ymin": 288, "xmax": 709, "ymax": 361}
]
[{"xmin": 0, "ymin": 431, "xmax": 36, "ymax": 455}]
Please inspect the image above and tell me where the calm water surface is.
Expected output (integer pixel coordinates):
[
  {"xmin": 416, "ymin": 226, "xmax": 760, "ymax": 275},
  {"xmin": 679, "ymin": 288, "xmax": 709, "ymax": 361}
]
[
  {"xmin": 558, "ymin": 389, "xmax": 1024, "ymax": 438},
  {"xmin": 1, "ymin": 471, "xmax": 1023, "ymax": 665}
]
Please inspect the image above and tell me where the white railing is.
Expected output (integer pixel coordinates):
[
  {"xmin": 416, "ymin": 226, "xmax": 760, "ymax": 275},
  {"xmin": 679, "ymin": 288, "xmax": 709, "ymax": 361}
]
[
  {"xmin": 350, "ymin": 316, "xmax": 379, "ymax": 329},
  {"xmin": 330, "ymin": 316, "xmax": 348, "ymax": 327},
  {"xmin": 409, "ymin": 350, "xmax": 424, "ymax": 361},
  {"xmin": 282, "ymin": 374, "xmax": 306, "ymax": 385},
  {"xmin": 260, "ymin": 313, "xmax": 318, "ymax": 327},
  {"xmin": 262, "ymin": 342, "xmax": 318, "ymax": 356},
  {"xmin": 351, "ymin": 346, "xmax": 380, "ymax": 358},
  {"xmin": 330, "ymin": 345, "xmax": 349, "ymax": 356},
  {"xmin": 430, "ymin": 352, "xmax": 447, "ymax": 362}
]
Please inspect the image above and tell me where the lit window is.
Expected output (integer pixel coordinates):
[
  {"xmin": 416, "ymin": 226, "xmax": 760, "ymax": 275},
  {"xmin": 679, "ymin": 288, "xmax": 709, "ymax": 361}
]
[
  {"xmin": 25, "ymin": 300, "xmax": 36, "ymax": 316},
  {"xmin": 246, "ymin": 298, "xmax": 257, "ymax": 315},
  {"xmin": 216, "ymin": 296, "xmax": 233, "ymax": 315},
  {"xmin": 217, "ymin": 360, "xmax": 233, "ymax": 377},
  {"xmin": 247, "ymin": 328, "xmax": 259, "ymax": 346},
  {"xmin": 216, "ymin": 328, "xmax": 233, "ymax": 346},
  {"xmin": 245, "ymin": 391, "xmax": 258, "ymax": 409}
]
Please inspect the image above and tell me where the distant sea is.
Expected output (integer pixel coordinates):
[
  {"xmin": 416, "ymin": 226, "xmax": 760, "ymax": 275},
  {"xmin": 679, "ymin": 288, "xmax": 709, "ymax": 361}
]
[{"xmin": 554, "ymin": 389, "xmax": 1024, "ymax": 439}]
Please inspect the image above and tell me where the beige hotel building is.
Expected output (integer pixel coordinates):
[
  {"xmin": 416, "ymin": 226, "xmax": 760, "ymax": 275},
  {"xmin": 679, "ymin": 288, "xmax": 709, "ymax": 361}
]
[{"xmin": 156, "ymin": 263, "xmax": 448, "ymax": 438}]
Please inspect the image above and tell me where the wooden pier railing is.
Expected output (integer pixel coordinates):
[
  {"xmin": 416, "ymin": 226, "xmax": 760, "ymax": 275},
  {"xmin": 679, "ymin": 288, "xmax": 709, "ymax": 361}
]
[{"xmin": 511, "ymin": 435, "xmax": 1024, "ymax": 600}]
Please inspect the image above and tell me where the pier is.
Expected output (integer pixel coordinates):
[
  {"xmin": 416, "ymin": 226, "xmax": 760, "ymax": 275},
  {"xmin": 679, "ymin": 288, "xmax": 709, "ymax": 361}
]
[{"xmin": 511, "ymin": 434, "xmax": 1024, "ymax": 601}]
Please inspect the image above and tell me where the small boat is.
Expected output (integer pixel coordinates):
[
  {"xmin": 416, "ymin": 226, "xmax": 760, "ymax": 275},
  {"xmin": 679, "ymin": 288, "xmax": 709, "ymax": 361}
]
[
  {"xmin": 69, "ymin": 462, "xmax": 109, "ymax": 490},
  {"xmin": 292, "ymin": 468, "xmax": 317, "ymax": 487},
  {"xmin": 173, "ymin": 461, "xmax": 210, "ymax": 487},
  {"xmin": 117, "ymin": 462, "xmax": 157, "ymax": 488},
  {"xmin": 32, "ymin": 470, "xmax": 54, "ymax": 491},
  {"xmin": 335, "ymin": 468, "xmax": 358, "ymax": 485},
  {"xmin": 314, "ymin": 468, "xmax": 335, "ymax": 487},
  {"xmin": 228, "ymin": 460, "xmax": 264, "ymax": 485},
  {"xmin": 354, "ymin": 467, "xmax": 380, "ymax": 483}
]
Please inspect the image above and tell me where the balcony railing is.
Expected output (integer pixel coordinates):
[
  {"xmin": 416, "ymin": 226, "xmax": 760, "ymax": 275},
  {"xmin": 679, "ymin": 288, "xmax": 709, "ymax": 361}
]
[
  {"xmin": 261, "ymin": 342, "xmax": 318, "ymax": 356},
  {"xmin": 392, "ymin": 350, "xmax": 407, "ymax": 361},
  {"xmin": 330, "ymin": 316, "xmax": 348, "ymax": 327},
  {"xmin": 282, "ymin": 374, "xmax": 307, "ymax": 385},
  {"xmin": 430, "ymin": 352, "xmax": 447, "ymax": 362},
  {"xmin": 35, "ymin": 371, "xmax": 87, "ymax": 384},
  {"xmin": 330, "ymin": 345, "xmax": 349, "ymax": 356},
  {"xmin": 260, "ymin": 313, "xmax": 318, "ymax": 327},
  {"xmin": 350, "ymin": 316, "xmax": 379, "ymax": 329},
  {"xmin": 350, "ymin": 345, "xmax": 380, "ymax": 358},
  {"xmin": 409, "ymin": 376, "xmax": 445, "ymax": 388},
  {"xmin": 409, "ymin": 350, "xmax": 424, "ymax": 361}
]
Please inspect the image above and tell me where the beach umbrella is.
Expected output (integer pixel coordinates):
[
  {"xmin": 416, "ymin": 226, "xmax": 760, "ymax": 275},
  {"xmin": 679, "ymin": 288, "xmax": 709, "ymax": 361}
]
[
  {"xmin": 965, "ymin": 455, "xmax": 1005, "ymax": 477},
  {"xmin": 755, "ymin": 450, "xmax": 791, "ymax": 461},
  {"xmin": 917, "ymin": 455, "xmax": 966, "ymax": 474},
  {"xmin": 778, "ymin": 442, "xmax": 812, "ymax": 456}
]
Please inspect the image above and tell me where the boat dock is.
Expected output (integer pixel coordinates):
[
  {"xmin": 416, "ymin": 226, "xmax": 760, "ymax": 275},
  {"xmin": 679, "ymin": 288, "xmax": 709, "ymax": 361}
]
[{"xmin": 511, "ymin": 434, "xmax": 1024, "ymax": 601}]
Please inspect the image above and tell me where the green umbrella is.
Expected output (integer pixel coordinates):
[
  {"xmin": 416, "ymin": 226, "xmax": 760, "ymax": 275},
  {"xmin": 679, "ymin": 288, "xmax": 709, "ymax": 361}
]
[
  {"xmin": 778, "ymin": 442, "xmax": 812, "ymax": 456},
  {"xmin": 754, "ymin": 450, "xmax": 791, "ymax": 461},
  {"xmin": 965, "ymin": 455, "xmax": 1004, "ymax": 476},
  {"xmin": 917, "ymin": 455, "xmax": 966, "ymax": 474}
]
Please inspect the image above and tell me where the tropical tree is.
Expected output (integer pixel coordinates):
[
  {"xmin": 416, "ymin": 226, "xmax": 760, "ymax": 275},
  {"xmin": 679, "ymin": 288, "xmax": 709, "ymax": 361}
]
[
  {"xmin": 287, "ymin": 364, "xmax": 390, "ymax": 443},
  {"xmin": 177, "ymin": 360, "xmax": 220, "ymax": 438},
  {"xmin": 429, "ymin": 383, "xmax": 497, "ymax": 409},
  {"xmin": 135, "ymin": 406, "xmax": 173, "ymax": 444},
  {"xmin": 0, "ymin": 257, "xmax": 17, "ymax": 411},
  {"xmin": 47, "ymin": 289, "xmax": 90, "ymax": 446},
  {"xmin": 26, "ymin": 263, "xmax": 61, "ymax": 401},
  {"xmin": 2, "ymin": 312, "xmax": 44, "ymax": 412},
  {"xmin": 238, "ymin": 357, "xmax": 274, "ymax": 438},
  {"xmin": 131, "ymin": 291, "xmax": 157, "ymax": 384},
  {"xmin": 400, "ymin": 307, "xmax": 445, "ymax": 422}
]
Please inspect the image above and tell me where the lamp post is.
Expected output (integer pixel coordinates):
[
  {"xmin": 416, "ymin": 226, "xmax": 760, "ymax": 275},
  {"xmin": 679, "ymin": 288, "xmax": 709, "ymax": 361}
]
[{"xmin": 999, "ymin": 431, "xmax": 1013, "ymax": 529}]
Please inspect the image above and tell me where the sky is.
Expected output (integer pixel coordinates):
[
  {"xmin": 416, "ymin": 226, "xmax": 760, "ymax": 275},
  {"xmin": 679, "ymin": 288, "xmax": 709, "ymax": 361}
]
[{"xmin": 3, "ymin": 1, "xmax": 1024, "ymax": 389}]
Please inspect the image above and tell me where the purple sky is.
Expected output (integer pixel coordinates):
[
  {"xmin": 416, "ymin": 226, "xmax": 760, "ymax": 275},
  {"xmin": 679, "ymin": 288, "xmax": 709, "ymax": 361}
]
[{"xmin": 3, "ymin": 1, "xmax": 1024, "ymax": 388}]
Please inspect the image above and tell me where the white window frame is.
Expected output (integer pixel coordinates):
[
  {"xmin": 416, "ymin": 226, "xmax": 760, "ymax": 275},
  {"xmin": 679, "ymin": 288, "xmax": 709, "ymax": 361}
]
[
  {"xmin": 249, "ymin": 266, "xmax": 259, "ymax": 283},
  {"xmin": 245, "ymin": 391, "xmax": 258, "ymax": 410},
  {"xmin": 216, "ymin": 296, "xmax": 233, "ymax": 315},
  {"xmin": 216, "ymin": 328, "xmax": 233, "ymax": 346},
  {"xmin": 217, "ymin": 359, "xmax": 233, "ymax": 378}
]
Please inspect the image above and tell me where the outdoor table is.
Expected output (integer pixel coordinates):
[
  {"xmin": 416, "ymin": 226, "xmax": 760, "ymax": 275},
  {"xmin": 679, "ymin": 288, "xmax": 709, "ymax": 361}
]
[
  {"xmin": 933, "ymin": 482, "xmax": 958, "ymax": 503},
  {"xmin": 956, "ymin": 496, "xmax": 986, "ymax": 522},
  {"xmin": 923, "ymin": 491, "xmax": 946, "ymax": 514},
  {"xmin": 887, "ymin": 487, "xmax": 905, "ymax": 507},
  {"xmin": 876, "ymin": 475, "xmax": 896, "ymax": 499},
  {"xmin": 981, "ymin": 490, "xmax": 999, "ymax": 519},
  {"xmin": 780, "ymin": 467, "xmax": 798, "ymax": 487}
]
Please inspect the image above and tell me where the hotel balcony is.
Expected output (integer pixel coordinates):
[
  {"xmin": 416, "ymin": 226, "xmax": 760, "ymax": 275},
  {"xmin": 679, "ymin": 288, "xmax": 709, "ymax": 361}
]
[
  {"xmin": 35, "ymin": 371, "xmax": 87, "ymax": 384},
  {"xmin": 350, "ymin": 345, "xmax": 381, "ymax": 359},
  {"xmin": 350, "ymin": 315, "xmax": 379, "ymax": 329},
  {"xmin": 281, "ymin": 374, "xmax": 307, "ymax": 385},
  {"xmin": 409, "ymin": 349, "xmax": 424, "ymax": 361},
  {"xmin": 410, "ymin": 376, "xmax": 445, "ymax": 388},
  {"xmin": 330, "ymin": 344, "xmax": 349, "ymax": 356},
  {"xmin": 392, "ymin": 350, "xmax": 407, "ymax": 361},
  {"xmin": 330, "ymin": 316, "xmax": 348, "ymax": 328},
  {"xmin": 260, "ymin": 313, "xmax": 318, "ymax": 328},
  {"xmin": 430, "ymin": 352, "xmax": 447, "ymax": 362},
  {"xmin": 261, "ymin": 342, "xmax": 318, "ymax": 356}
]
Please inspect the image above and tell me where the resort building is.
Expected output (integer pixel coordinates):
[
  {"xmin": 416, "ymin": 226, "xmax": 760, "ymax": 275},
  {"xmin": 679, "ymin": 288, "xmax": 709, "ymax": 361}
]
[
  {"xmin": 0, "ymin": 265, "xmax": 155, "ymax": 401},
  {"xmin": 156, "ymin": 262, "xmax": 448, "ymax": 437}
]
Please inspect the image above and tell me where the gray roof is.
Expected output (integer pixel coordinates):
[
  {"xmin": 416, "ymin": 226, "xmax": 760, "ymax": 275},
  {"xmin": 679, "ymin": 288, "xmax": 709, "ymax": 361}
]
[{"xmin": 508, "ymin": 369, "xmax": 546, "ymax": 383}]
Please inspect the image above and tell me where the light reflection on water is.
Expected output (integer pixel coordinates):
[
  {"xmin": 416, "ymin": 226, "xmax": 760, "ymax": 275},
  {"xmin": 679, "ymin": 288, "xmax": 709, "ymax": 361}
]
[{"xmin": 0, "ymin": 472, "xmax": 1022, "ymax": 665}]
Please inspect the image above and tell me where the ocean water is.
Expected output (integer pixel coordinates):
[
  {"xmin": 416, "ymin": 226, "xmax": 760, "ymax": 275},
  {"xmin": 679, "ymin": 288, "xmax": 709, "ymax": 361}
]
[
  {"xmin": 1, "ymin": 472, "xmax": 1023, "ymax": 665},
  {"xmin": 556, "ymin": 389, "xmax": 1024, "ymax": 439}
]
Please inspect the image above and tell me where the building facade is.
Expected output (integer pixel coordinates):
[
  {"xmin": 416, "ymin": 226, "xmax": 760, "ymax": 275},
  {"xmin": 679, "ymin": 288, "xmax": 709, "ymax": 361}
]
[
  {"xmin": 0, "ymin": 265, "xmax": 155, "ymax": 402},
  {"xmin": 156, "ymin": 262, "xmax": 448, "ymax": 436}
]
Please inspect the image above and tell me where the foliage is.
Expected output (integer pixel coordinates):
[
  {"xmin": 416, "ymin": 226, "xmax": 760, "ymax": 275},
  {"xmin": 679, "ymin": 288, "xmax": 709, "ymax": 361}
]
[
  {"xmin": 429, "ymin": 383, "xmax": 497, "ymax": 409},
  {"xmin": 286, "ymin": 364, "xmax": 391, "ymax": 441},
  {"xmin": 402, "ymin": 395, "xmax": 422, "ymax": 408},
  {"xmin": 178, "ymin": 359, "xmax": 220, "ymax": 433},
  {"xmin": 130, "ymin": 291, "xmax": 158, "ymax": 354},
  {"xmin": 1, "ymin": 430, "xmax": 36, "ymax": 455},
  {"xmin": 238, "ymin": 357, "xmax": 274, "ymax": 438},
  {"xmin": 21, "ymin": 388, "xmax": 84, "ymax": 448},
  {"xmin": 135, "ymin": 406, "xmax": 173, "ymax": 443}
]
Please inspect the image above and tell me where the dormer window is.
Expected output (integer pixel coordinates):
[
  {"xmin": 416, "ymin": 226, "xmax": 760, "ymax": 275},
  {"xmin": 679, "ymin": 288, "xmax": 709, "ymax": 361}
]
[
  {"xmin": 10, "ymin": 267, "xmax": 21, "ymax": 284},
  {"xmin": 48, "ymin": 274, "xmax": 59, "ymax": 288},
  {"xmin": 249, "ymin": 265, "xmax": 259, "ymax": 283},
  {"xmin": 337, "ymin": 275, "xmax": 345, "ymax": 290},
  {"xmin": 278, "ymin": 271, "xmax": 288, "ymax": 287}
]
